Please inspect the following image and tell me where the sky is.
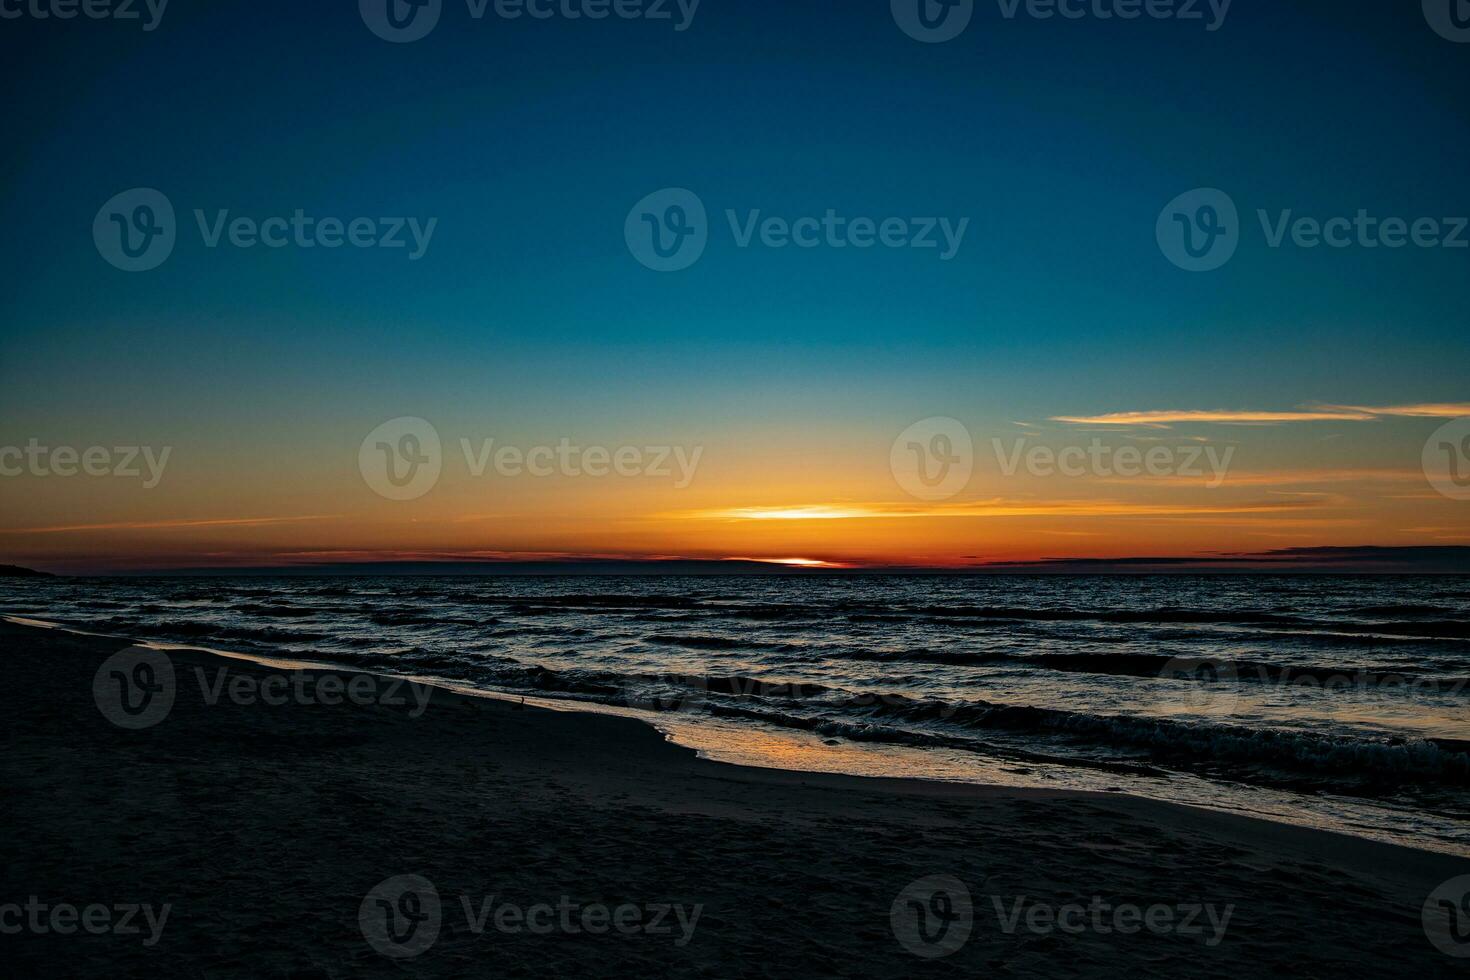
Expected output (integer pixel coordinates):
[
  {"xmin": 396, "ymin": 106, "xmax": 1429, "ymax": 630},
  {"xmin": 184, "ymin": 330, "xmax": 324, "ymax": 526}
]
[{"xmin": 1, "ymin": 0, "xmax": 1468, "ymax": 574}]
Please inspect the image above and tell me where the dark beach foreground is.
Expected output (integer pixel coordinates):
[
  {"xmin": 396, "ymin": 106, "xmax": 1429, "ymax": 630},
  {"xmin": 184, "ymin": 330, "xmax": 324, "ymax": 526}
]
[{"xmin": 3, "ymin": 618, "xmax": 1467, "ymax": 978}]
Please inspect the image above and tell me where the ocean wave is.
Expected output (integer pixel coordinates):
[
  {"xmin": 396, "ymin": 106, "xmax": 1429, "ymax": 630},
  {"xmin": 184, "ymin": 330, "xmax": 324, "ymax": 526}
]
[
  {"xmin": 835, "ymin": 646, "xmax": 1010, "ymax": 666},
  {"xmin": 466, "ymin": 656, "xmax": 1470, "ymax": 790},
  {"xmin": 231, "ymin": 603, "xmax": 319, "ymax": 619},
  {"xmin": 700, "ymin": 701, "xmax": 1167, "ymax": 777},
  {"xmin": 89, "ymin": 616, "xmax": 329, "ymax": 647},
  {"xmin": 1355, "ymin": 604, "xmax": 1466, "ymax": 618},
  {"xmin": 460, "ymin": 593, "xmax": 708, "ymax": 611},
  {"xmin": 826, "ymin": 693, "xmax": 1470, "ymax": 787},
  {"xmin": 1019, "ymin": 652, "xmax": 1469, "ymax": 691},
  {"xmin": 642, "ymin": 633, "xmax": 803, "ymax": 652}
]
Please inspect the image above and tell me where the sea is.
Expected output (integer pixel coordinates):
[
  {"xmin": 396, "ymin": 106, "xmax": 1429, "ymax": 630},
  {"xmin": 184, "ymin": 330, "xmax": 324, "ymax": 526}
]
[{"xmin": 4, "ymin": 574, "xmax": 1467, "ymax": 855}]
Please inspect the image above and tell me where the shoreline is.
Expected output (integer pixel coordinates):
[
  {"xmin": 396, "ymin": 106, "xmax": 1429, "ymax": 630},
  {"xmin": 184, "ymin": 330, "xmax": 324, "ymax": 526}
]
[
  {"xmin": 5, "ymin": 616, "xmax": 1470, "ymax": 976},
  {"xmin": 8, "ymin": 613, "xmax": 1466, "ymax": 859},
  {"xmin": 11, "ymin": 617, "xmax": 1470, "ymax": 863}
]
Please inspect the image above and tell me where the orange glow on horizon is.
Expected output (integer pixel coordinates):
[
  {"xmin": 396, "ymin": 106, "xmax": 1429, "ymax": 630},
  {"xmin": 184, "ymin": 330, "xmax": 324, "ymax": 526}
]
[{"xmin": 1, "ymin": 407, "xmax": 1466, "ymax": 573}]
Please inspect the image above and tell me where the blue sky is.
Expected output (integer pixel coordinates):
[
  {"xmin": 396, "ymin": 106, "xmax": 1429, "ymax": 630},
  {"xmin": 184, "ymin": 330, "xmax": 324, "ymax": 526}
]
[{"xmin": 0, "ymin": 0, "xmax": 1467, "ymax": 569}]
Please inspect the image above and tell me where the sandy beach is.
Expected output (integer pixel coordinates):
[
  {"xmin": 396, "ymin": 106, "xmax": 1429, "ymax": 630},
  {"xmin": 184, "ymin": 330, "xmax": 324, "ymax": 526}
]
[{"xmin": 2, "ymin": 616, "xmax": 1467, "ymax": 978}]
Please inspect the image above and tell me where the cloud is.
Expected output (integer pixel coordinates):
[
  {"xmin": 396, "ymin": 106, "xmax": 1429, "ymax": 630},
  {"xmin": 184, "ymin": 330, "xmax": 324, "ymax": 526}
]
[
  {"xmin": 1050, "ymin": 409, "xmax": 1377, "ymax": 427},
  {"xmin": 1093, "ymin": 468, "xmax": 1421, "ymax": 488},
  {"xmin": 0, "ymin": 515, "xmax": 342, "ymax": 535},
  {"xmin": 676, "ymin": 498, "xmax": 1321, "ymax": 521},
  {"xmin": 1050, "ymin": 402, "xmax": 1470, "ymax": 428},
  {"xmin": 1319, "ymin": 402, "xmax": 1470, "ymax": 418},
  {"xmin": 977, "ymin": 546, "xmax": 1470, "ymax": 573}
]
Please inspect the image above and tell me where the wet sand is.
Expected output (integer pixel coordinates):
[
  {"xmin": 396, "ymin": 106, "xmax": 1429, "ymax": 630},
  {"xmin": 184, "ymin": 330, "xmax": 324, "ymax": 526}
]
[{"xmin": 2, "ymin": 618, "xmax": 1467, "ymax": 978}]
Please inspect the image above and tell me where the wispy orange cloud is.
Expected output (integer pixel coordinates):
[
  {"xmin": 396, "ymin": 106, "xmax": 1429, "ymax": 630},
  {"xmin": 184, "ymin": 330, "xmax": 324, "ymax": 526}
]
[
  {"xmin": 1322, "ymin": 402, "xmax": 1470, "ymax": 418},
  {"xmin": 1094, "ymin": 468, "xmax": 1422, "ymax": 488},
  {"xmin": 0, "ymin": 515, "xmax": 343, "ymax": 535},
  {"xmin": 676, "ymin": 498, "xmax": 1321, "ymax": 521},
  {"xmin": 1049, "ymin": 409, "xmax": 1377, "ymax": 426},
  {"xmin": 1051, "ymin": 402, "xmax": 1470, "ymax": 427}
]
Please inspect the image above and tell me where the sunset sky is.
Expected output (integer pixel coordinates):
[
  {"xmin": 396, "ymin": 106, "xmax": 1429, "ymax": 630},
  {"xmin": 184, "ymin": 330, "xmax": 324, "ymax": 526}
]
[{"xmin": 1, "ymin": 1, "xmax": 1467, "ymax": 574}]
